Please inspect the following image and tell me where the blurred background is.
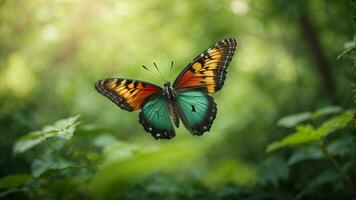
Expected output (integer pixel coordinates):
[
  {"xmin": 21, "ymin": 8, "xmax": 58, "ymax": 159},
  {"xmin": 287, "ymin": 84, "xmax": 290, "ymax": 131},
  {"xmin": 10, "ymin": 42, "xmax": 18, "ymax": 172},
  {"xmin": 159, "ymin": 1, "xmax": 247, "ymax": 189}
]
[{"xmin": 0, "ymin": 0, "xmax": 355, "ymax": 199}]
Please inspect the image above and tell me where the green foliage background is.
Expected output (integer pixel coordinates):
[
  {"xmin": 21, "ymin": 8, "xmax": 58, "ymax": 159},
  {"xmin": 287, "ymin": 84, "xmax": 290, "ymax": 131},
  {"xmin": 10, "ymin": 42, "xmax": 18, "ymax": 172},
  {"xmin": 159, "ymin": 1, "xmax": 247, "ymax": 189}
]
[{"xmin": 0, "ymin": 0, "xmax": 355, "ymax": 199}]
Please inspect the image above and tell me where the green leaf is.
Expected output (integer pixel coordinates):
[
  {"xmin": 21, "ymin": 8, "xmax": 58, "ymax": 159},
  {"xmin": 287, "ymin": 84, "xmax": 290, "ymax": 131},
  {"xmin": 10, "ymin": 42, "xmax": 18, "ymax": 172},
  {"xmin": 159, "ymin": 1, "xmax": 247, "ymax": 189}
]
[
  {"xmin": 327, "ymin": 135, "xmax": 354, "ymax": 157},
  {"xmin": 101, "ymin": 140, "xmax": 139, "ymax": 164},
  {"xmin": 307, "ymin": 169, "xmax": 339, "ymax": 190},
  {"xmin": 287, "ymin": 145, "xmax": 323, "ymax": 165},
  {"xmin": 0, "ymin": 174, "xmax": 31, "ymax": 190},
  {"xmin": 0, "ymin": 189, "xmax": 25, "ymax": 199},
  {"xmin": 267, "ymin": 110, "xmax": 355, "ymax": 152},
  {"xmin": 143, "ymin": 175, "xmax": 180, "ymax": 195},
  {"xmin": 13, "ymin": 115, "xmax": 80, "ymax": 154},
  {"xmin": 312, "ymin": 106, "xmax": 342, "ymax": 119},
  {"xmin": 258, "ymin": 157, "xmax": 289, "ymax": 187},
  {"xmin": 216, "ymin": 185, "xmax": 245, "ymax": 199},
  {"xmin": 89, "ymin": 140, "xmax": 201, "ymax": 200},
  {"xmin": 93, "ymin": 134, "xmax": 118, "ymax": 148},
  {"xmin": 31, "ymin": 154, "xmax": 73, "ymax": 177},
  {"xmin": 277, "ymin": 112, "xmax": 311, "ymax": 128},
  {"xmin": 204, "ymin": 160, "xmax": 256, "ymax": 187},
  {"xmin": 337, "ymin": 36, "xmax": 356, "ymax": 60},
  {"xmin": 267, "ymin": 125, "xmax": 315, "ymax": 152},
  {"xmin": 43, "ymin": 115, "xmax": 80, "ymax": 140},
  {"xmin": 277, "ymin": 106, "xmax": 343, "ymax": 128},
  {"xmin": 313, "ymin": 110, "xmax": 354, "ymax": 138}
]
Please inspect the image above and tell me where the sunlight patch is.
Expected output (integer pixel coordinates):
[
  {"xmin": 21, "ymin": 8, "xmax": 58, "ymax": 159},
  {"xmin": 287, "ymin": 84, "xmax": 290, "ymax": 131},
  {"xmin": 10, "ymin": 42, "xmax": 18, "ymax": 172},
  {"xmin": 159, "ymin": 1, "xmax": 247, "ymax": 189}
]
[
  {"xmin": 42, "ymin": 25, "xmax": 59, "ymax": 42},
  {"xmin": 0, "ymin": 54, "xmax": 36, "ymax": 98},
  {"xmin": 230, "ymin": 0, "xmax": 249, "ymax": 16},
  {"xmin": 114, "ymin": 1, "xmax": 131, "ymax": 16},
  {"xmin": 274, "ymin": 50, "xmax": 296, "ymax": 82}
]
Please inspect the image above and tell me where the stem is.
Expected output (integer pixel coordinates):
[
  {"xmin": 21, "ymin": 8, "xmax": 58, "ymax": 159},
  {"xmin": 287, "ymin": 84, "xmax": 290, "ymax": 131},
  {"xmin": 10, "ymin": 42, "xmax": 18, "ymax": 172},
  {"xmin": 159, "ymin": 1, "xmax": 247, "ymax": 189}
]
[
  {"xmin": 292, "ymin": 190, "xmax": 307, "ymax": 200},
  {"xmin": 319, "ymin": 140, "xmax": 355, "ymax": 193},
  {"xmin": 299, "ymin": 11, "xmax": 336, "ymax": 102}
]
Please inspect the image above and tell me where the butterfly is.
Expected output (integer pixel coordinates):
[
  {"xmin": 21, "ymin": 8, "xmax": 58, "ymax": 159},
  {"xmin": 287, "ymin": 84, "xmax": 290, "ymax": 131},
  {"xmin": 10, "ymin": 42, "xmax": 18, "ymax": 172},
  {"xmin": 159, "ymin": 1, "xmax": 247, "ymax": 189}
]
[{"xmin": 95, "ymin": 38, "xmax": 237, "ymax": 139}]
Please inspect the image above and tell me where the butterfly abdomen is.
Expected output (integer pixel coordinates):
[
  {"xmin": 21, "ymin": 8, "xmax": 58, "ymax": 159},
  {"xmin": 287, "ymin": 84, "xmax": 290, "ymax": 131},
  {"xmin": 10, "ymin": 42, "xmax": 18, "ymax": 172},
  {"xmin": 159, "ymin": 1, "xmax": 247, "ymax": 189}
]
[
  {"xmin": 169, "ymin": 103, "xmax": 180, "ymax": 128},
  {"xmin": 163, "ymin": 82, "xmax": 180, "ymax": 128}
]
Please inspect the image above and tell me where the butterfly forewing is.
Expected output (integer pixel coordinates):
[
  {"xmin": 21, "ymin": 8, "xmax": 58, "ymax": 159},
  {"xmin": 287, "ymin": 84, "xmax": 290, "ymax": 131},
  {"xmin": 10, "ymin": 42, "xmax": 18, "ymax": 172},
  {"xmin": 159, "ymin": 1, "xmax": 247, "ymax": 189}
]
[
  {"xmin": 95, "ymin": 78, "xmax": 162, "ymax": 111},
  {"xmin": 173, "ymin": 38, "xmax": 237, "ymax": 93}
]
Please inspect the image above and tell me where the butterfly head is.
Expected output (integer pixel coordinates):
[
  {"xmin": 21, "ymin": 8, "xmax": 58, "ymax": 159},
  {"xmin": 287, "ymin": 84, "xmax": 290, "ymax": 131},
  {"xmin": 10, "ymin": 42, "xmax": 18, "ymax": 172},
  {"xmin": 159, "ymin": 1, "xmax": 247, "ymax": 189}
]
[
  {"xmin": 163, "ymin": 81, "xmax": 176, "ymax": 100},
  {"xmin": 163, "ymin": 81, "xmax": 171, "ymax": 87}
]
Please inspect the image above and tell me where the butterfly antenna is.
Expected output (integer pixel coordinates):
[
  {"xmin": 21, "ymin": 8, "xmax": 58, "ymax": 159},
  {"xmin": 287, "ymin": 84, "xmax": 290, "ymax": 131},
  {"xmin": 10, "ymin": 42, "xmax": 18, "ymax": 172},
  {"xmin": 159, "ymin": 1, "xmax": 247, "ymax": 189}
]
[
  {"xmin": 142, "ymin": 65, "xmax": 151, "ymax": 72},
  {"xmin": 142, "ymin": 65, "xmax": 162, "ymax": 79},
  {"xmin": 153, "ymin": 62, "xmax": 167, "ymax": 82},
  {"xmin": 169, "ymin": 61, "xmax": 174, "ymax": 75}
]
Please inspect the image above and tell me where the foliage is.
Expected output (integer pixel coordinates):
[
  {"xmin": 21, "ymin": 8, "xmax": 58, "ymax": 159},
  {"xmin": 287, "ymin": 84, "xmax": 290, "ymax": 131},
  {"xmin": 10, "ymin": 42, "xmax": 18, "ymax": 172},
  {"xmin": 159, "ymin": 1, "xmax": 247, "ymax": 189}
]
[
  {"xmin": 337, "ymin": 35, "xmax": 356, "ymax": 60},
  {"xmin": 13, "ymin": 115, "xmax": 80, "ymax": 154},
  {"xmin": 2, "ymin": 106, "xmax": 355, "ymax": 199},
  {"xmin": 264, "ymin": 108, "xmax": 356, "ymax": 199},
  {"xmin": 276, "ymin": 106, "xmax": 343, "ymax": 128},
  {"xmin": 0, "ymin": 175, "xmax": 30, "ymax": 190},
  {"xmin": 268, "ymin": 108, "xmax": 354, "ymax": 152},
  {"xmin": 0, "ymin": 175, "xmax": 30, "ymax": 198},
  {"xmin": 90, "ymin": 139, "xmax": 202, "ymax": 199}
]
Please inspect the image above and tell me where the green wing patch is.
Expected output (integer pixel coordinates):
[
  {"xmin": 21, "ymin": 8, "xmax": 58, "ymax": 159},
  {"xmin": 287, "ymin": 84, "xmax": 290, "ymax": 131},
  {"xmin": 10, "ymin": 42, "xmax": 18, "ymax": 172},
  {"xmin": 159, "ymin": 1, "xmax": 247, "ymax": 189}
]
[
  {"xmin": 139, "ymin": 94, "xmax": 175, "ymax": 139},
  {"xmin": 176, "ymin": 90, "xmax": 217, "ymax": 135}
]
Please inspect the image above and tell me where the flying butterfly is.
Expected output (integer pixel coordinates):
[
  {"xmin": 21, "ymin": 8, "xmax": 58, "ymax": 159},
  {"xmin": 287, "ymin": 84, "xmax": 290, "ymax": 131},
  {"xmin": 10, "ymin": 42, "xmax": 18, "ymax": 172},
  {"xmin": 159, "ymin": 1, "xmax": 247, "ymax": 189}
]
[{"xmin": 95, "ymin": 38, "xmax": 237, "ymax": 139}]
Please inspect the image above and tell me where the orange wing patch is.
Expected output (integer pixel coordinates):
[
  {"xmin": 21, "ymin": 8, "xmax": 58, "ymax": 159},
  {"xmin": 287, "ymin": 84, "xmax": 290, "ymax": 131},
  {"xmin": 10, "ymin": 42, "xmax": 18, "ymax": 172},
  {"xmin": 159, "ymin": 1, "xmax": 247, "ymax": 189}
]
[
  {"xmin": 95, "ymin": 78, "xmax": 161, "ymax": 111},
  {"xmin": 174, "ymin": 38, "xmax": 237, "ymax": 94}
]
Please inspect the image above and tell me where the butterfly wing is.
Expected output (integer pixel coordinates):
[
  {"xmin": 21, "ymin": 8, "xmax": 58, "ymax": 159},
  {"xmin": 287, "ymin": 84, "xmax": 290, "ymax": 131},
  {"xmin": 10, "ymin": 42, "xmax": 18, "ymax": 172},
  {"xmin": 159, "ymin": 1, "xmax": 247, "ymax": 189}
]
[
  {"xmin": 139, "ymin": 94, "xmax": 175, "ymax": 139},
  {"xmin": 96, "ymin": 78, "xmax": 175, "ymax": 139},
  {"xmin": 95, "ymin": 78, "xmax": 162, "ymax": 111},
  {"xmin": 173, "ymin": 38, "xmax": 237, "ymax": 93},
  {"xmin": 176, "ymin": 90, "xmax": 217, "ymax": 135}
]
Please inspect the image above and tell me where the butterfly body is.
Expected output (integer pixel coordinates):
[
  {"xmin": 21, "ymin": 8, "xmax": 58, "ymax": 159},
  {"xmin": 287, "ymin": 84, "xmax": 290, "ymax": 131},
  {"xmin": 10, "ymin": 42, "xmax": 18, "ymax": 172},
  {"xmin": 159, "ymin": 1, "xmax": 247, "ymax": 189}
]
[
  {"xmin": 162, "ymin": 82, "xmax": 177, "ymax": 102},
  {"xmin": 160, "ymin": 82, "xmax": 180, "ymax": 128},
  {"xmin": 95, "ymin": 38, "xmax": 237, "ymax": 139}
]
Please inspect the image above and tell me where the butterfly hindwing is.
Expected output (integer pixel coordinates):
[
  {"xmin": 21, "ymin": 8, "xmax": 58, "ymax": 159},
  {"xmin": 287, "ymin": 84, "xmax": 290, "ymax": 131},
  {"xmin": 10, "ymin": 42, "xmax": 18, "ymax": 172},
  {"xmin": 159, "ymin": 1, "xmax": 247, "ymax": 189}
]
[
  {"xmin": 176, "ymin": 90, "xmax": 217, "ymax": 135},
  {"xmin": 139, "ymin": 94, "xmax": 175, "ymax": 139},
  {"xmin": 95, "ymin": 78, "xmax": 161, "ymax": 111},
  {"xmin": 173, "ymin": 38, "xmax": 237, "ymax": 93}
]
